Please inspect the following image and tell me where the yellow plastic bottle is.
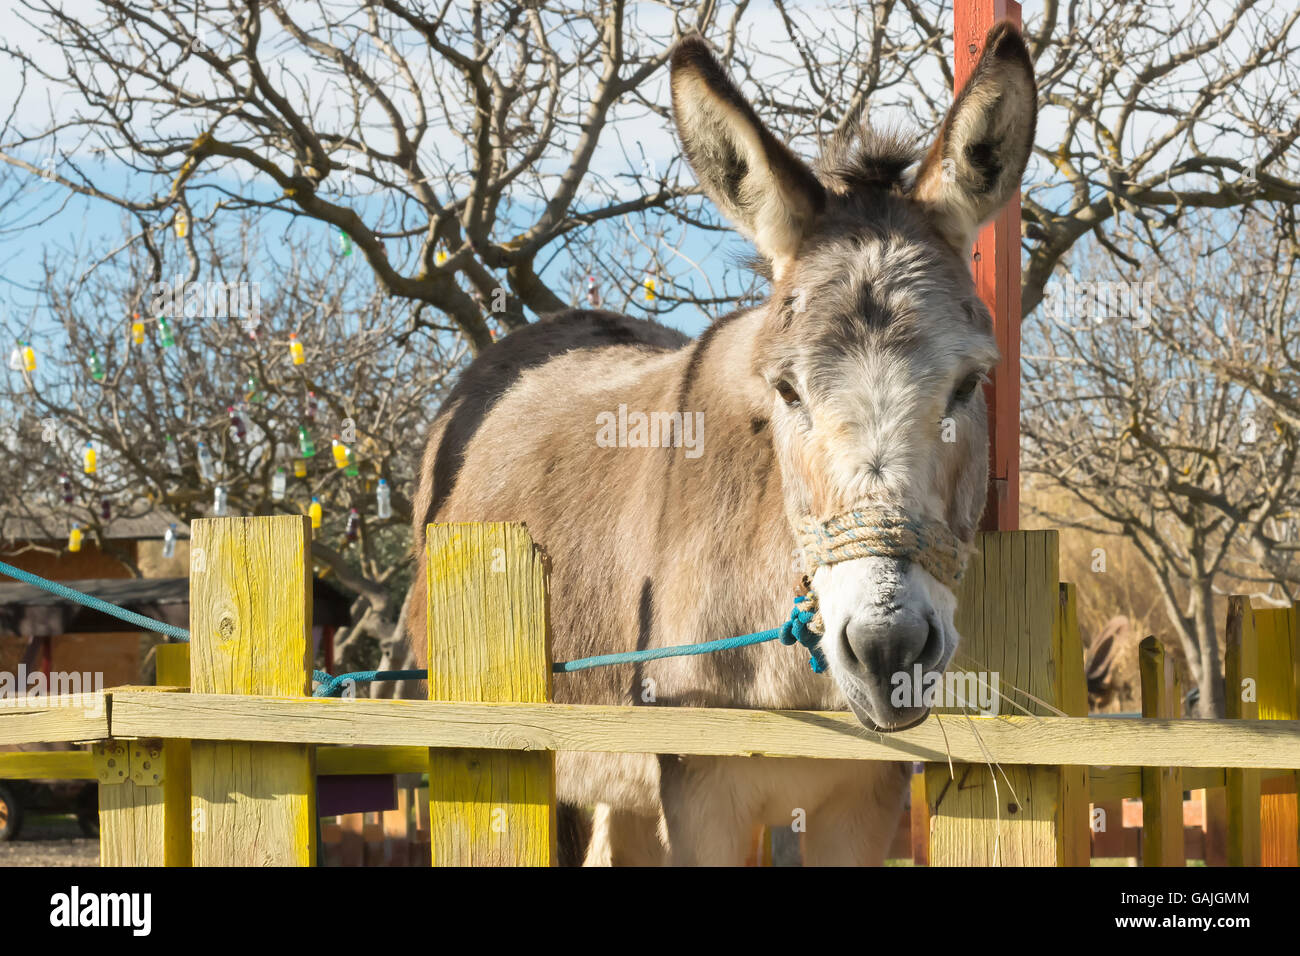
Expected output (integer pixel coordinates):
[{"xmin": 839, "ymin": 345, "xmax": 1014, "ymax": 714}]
[
  {"xmin": 68, "ymin": 524, "xmax": 83, "ymax": 553},
  {"xmin": 131, "ymin": 314, "xmax": 145, "ymax": 346},
  {"xmin": 308, "ymin": 497, "xmax": 322, "ymax": 529},
  {"xmin": 331, "ymin": 437, "xmax": 349, "ymax": 469},
  {"xmin": 21, "ymin": 341, "xmax": 35, "ymax": 372},
  {"xmin": 175, "ymin": 210, "xmax": 189, "ymax": 239},
  {"xmin": 644, "ymin": 275, "xmax": 656, "ymax": 301},
  {"xmin": 293, "ymin": 459, "xmax": 308, "ymax": 478},
  {"xmin": 83, "ymin": 442, "xmax": 97, "ymax": 475},
  {"xmin": 289, "ymin": 332, "xmax": 305, "ymax": 366}
]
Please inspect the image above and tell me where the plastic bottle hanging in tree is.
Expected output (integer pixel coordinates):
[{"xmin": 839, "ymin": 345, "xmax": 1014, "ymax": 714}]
[
  {"xmin": 68, "ymin": 523, "xmax": 83, "ymax": 553},
  {"xmin": 59, "ymin": 472, "xmax": 73, "ymax": 505},
  {"xmin": 175, "ymin": 209, "xmax": 189, "ymax": 239},
  {"xmin": 157, "ymin": 315, "xmax": 176, "ymax": 347},
  {"xmin": 376, "ymin": 478, "xmax": 392, "ymax": 519},
  {"xmin": 213, "ymin": 484, "xmax": 228, "ymax": 517},
  {"xmin": 227, "ymin": 405, "xmax": 246, "ymax": 443},
  {"xmin": 162, "ymin": 523, "xmax": 177, "ymax": 559},
  {"xmin": 435, "ymin": 243, "xmax": 448, "ymax": 266},
  {"xmin": 131, "ymin": 313, "xmax": 145, "ymax": 346},
  {"xmin": 196, "ymin": 440, "xmax": 215, "ymax": 482},
  {"xmin": 293, "ymin": 459, "xmax": 308, "ymax": 478},
  {"xmin": 644, "ymin": 274, "xmax": 656, "ymax": 301},
  {"xmin": 100, "ymin": 497, "xmax": 111, "ymax": 521},
  {"xmin": 8, "ymin": 341, "xmax": 23, "ymax": 371},
  {"xmin": 338, "ymin": 228, "xmax": 353, "ymax": 257},
  {"xmin": 82, "ymin": 441, "xmax": 97, "ymax": 475},
  {"xmin": 245, "ymin": 376, "xmax": 263, "ymax": 403},
  {"xmin": 586, "ymin": 275, "xmax": 600, "ymax": 308},
  {"xmin": 289, "ymin": 332, "xmax": 305, "ymax": 366},
  {"xmin": 309, "ymin": 496, "xmax": 322, "ymax": 529},
  {"xmin": 298, "ymin": 425, "xmax": 316, "ymax": 458},
  {"xmin": 271, "ymin": 467, "xmax": 287, "ymax": 502},
  {"xmin": 331, "ymin": 435, "xmax": 350, "ymax": 469},
  {"xmin": 164, "ymin": 435, "xmax": 181, "ymax": 473},
  {"xmin": 345, "ymin": 507, "xmax": 360, "ymax": 542},
  {"xmin": 305, "ymin": 390, "xmax": 318, "ymax": 422},
  {"xmin": 89, "ymin": 348, "xmax": 105, "ymax": 382}
]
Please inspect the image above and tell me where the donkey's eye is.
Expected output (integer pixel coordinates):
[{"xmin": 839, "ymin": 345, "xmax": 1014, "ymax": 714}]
[
  {"xmin": 775, "ymin": 380, "xmax": 802, "ymax": 407},
  {"xmin": 951, "ymin": 371, "xmax": 984, "ymax": 406}
]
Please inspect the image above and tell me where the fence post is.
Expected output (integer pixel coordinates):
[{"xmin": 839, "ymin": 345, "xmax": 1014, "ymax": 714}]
[
  {"xmin": 425, "ymin": 522, "xmax": 555, "ymax": 866},
  {"xmin": 1255, "ymin": 604, "xmax": 1299, "ymax": 866},
  {"xmin": 924, "ymin": 531, "xmax": 1090, "ymax": 865},
  {"xmin": 95, "ymin": 642, "xmax": 191, "ymax": 866},
  {"xmin": 189, "ymin": 515, "xmax": 316, "ymax": 866},
  {"xmin": 1224, "ymin": 596, "xmax": 1261, "ymax": 866},
  {"xmin": 1139, "ymin": 636, "xmax": 1184, "ymax": 866}
]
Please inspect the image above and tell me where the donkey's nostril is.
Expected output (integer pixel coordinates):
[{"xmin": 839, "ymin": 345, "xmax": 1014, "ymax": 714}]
[
  {"xmin": 920, "ymin": 614, "xmax": 944, "ymax": 667},
  {"xmin": 843, "ymin": 608, "xmax": 930, "ymax": 677}
]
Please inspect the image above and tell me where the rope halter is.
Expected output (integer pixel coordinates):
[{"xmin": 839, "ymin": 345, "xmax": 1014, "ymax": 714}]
[{"xmin": 779, "ymin": 504, "xmax": 971, "ymax": 674}]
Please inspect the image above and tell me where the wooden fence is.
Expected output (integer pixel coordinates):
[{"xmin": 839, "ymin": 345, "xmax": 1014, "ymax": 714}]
[{"xmin": 0, "ymin": 515, "xmax": 1297, "ymax": 866}]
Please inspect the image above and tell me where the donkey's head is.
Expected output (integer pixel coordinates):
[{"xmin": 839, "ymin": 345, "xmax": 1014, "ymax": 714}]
[{"xmin": 671, "ymin": 24, "xmax": 1036, "ymax": 730}]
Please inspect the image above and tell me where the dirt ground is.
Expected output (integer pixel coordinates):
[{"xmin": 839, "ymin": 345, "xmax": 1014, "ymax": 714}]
[{"xmin": 0, "ymin": 816, "xmax": 97, "ymax": 866}]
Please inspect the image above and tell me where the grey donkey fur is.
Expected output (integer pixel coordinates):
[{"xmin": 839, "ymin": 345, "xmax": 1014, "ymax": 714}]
[{"xmin": 405, "ymin": 22, "xmax": 1037, "ymax": 865}]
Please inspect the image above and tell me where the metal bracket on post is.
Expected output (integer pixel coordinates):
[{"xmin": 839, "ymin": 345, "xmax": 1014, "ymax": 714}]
[
  {"xmin": 129, "ymin": 740, "xmax": 165, "ymax": 787},
  {"xmin": 93, "ymin": 740, "xmax": 129, "ymax": 787},
  {"xmin": 93, "ymin": 739, "xmax": 165, "ymax": 788}
]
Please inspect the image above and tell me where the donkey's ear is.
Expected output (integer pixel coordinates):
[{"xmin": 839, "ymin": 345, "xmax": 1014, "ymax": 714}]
[
  {"xmin": 671, "ymin": 36, "xmax": 825, "ymax": 276},
  {"xmin": 911, "ymin": 22, "xmax": 1036, "ymax": 253}
]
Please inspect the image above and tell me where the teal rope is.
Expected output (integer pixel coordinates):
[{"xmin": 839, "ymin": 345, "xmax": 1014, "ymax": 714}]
[
  {"xmin": 0, "ymin": 557, "xmax": 825, "ymax": 692},
  {"xmin": 0, "ymin": 558, "xmax": 191, "ymax": 642}
]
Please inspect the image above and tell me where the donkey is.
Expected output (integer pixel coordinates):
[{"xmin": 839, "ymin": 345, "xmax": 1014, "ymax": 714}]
[{"xmin": 406, "ymin": 22, "xmax": 1036, "ymax": 865}]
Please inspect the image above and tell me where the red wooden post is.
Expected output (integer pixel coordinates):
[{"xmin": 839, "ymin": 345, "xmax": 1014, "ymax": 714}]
[{"xmin": 955, "ymin": 0, "xmax": 1022, "ymax": 532}]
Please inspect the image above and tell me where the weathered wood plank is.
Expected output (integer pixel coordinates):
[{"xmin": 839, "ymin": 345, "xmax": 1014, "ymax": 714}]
[
  {"xmin": 0, "ymin": 749, "xmax": 95, "ymax": 779},
  {"xmin": 0, "ymin": 694, "xmax": 109, "ymax": 744},
  {"xmin": 425, "ymin": 522, "xmax": 555, "ymax": 866},
  {"xmin": 189, "ymin": 515, "xmax": 315, "ymax": 866},
  {"xmin": 155, "ymin": 643, "xmax": 192, "ymax": 867},
  {"xmin": 1139, "ymin": 636, "xmax": 1184, "ymax": 866},
  {"xmin": 1256, "ymin": 604, "xmax": 1299, "ymax": 866},
  {"xmin": 105, "ymin": 690, "xmax": 1300, "ymax": 769},
  {"xmin": 1225, "ymin": 596, "xmax": 1261, "ymax": 867}
]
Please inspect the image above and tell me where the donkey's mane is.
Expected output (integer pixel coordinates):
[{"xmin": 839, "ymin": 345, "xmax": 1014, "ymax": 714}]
[{"xmin": 816, "ymin": 125, "xmax": 918, "ymax": 196}]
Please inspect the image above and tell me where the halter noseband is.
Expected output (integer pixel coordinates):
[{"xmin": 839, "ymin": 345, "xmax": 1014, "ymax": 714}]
[{"xmin": 778, "ymin": 504, "xmax": 971, "ymax": 673}]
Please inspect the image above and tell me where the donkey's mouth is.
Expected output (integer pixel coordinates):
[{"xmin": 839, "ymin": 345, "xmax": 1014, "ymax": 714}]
[{"xmin": 848, "ymin": 697, "xmax": 932, "ymax": 733}]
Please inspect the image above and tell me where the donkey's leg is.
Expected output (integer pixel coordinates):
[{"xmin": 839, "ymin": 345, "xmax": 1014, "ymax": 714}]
[
  {"xmin": 800, "ymin": 761, "xmax": 912, "ymax": 866},
  {"xmin": 583, "ymin": 803, "xmax": 667, "ymax": 866},
  {"xmin": 659, "ymin": 756, "xmax": 754, "ymax": 866}
]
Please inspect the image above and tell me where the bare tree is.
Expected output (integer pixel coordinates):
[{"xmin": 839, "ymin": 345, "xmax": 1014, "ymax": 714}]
[
  {"xmin": 3, "ymin": 1, "xmax": 1295, "ymax": 338},
  {"xmin": 1022, "ymin": 217, "xmax": 1300, "ymax": 717},
  {"xmin": 0, "ymin": 221, "xmax": 461, "ymax": 668}
]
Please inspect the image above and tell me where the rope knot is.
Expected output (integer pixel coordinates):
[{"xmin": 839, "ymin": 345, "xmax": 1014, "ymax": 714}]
[{"xmin": 779, "ymin": 593, "xmax": 828, "ymax": 673}]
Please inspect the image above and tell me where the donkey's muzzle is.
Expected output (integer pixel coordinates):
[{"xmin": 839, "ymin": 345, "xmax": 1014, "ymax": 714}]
[{"xmin": 837, "ymin": 600, "xmax": 946, "ymax": 730}]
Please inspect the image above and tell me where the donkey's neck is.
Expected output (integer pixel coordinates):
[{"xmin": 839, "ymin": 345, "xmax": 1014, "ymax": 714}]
[{"xmin": 648, "ymin": 307, "xmax": 794, "ymax": 630}]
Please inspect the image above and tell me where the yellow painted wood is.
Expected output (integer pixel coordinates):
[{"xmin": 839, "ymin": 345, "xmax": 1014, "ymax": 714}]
[
  {"xmin": 1090, "ymin": 766, "xmax": 1233, "ymax": 802},
  {"xmin": 105, "ymin": 690, "xmax": 1300, "ymax": 769},
  {"xmin": 1139, "ymin": 636, "xmax": 1184, "ymax": 866},
  {"xmin": 156, "ymin": 642, "xmax": 192, "ymax": 867},
  {"xmin": 189, "ymin": 515, "xmax": 315, "ymax": 867},
  {"xmin": 317, "ymin": 746, "xmax": 430, "ymax": 775},
  {"xmin": 926, "ymin": 531, "xmax": 1088, "ymax": 865},
  {"xmin": 0, "ymin": 693, "xmax": 109, "ymax": 744},
  {"xmin": 1256, "ymin": 604, "xmax": 1298, "ymax": 866},
  {"xmin": 97, "ymin": 739, "xmax": 166, "ymax": 866},
  {"xmin": 95, "ymin": 684, "xmax": 186, "ymax": 866},
  {"xmin": 425, "ymin": 522, "xmax": 555, "ymax": 866},
  {"xmin": 1225, "ymin": 595, "xmax": 1261, "ymax": 866},
  {"xmin": 0, "ymin": 750, "xmax": 94, "ymax": 779},
  {"xmin": 1056, "ymin": 583, "xmax": 1091, "ymax": 865}
]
